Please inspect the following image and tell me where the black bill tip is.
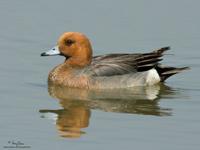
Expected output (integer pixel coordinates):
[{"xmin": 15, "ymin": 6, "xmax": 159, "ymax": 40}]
[{"xmin": 41, "ymin": 52, "xmax": 48, "ymax": 56}]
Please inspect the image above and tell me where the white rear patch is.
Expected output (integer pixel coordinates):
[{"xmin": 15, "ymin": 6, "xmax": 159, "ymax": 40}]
[{"xmin": 146, "ymin": 69, "xmax": 160, "ymax": 85}]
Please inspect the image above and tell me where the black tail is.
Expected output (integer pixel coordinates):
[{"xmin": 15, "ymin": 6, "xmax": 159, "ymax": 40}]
[{"xmin": 155, "ymin": 65, "xmax": 190, "ymax": 82}]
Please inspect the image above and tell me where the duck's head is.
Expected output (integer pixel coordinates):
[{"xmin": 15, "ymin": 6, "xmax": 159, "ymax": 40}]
[{"xmin": 41, "ymin": 32, "xmax": 93, "ymax": 67}]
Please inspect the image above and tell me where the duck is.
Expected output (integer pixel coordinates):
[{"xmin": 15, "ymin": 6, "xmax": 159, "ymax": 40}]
[{"xmin": 41, "ymin": 32, "xmax": 189, "ymax": 89}]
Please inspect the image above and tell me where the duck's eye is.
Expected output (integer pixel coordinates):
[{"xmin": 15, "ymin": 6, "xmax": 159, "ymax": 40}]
[{"xmin": 65, "ymin": 39, "xmax": 75, "ymax": 46}]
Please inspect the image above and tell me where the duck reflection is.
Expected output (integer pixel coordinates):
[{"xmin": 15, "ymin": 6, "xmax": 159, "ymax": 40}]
[
  {"xmin": 40, "ymin": 104, "xmax": 90, "ymax": 138},
  {"xmin": 40, "ymin": 83, "xmax": 177, "ymax": 138}
]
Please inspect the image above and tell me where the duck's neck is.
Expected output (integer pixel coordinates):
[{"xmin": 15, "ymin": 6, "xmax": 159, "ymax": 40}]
[{"xmin": 65, "ymin": 56, "xmax": 91, "ymax": 68}]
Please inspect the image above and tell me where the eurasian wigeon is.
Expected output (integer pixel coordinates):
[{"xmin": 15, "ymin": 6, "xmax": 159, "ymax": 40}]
[{"xmin": 41, "ymin": 32, "xmax": 189, "ymax": 89}]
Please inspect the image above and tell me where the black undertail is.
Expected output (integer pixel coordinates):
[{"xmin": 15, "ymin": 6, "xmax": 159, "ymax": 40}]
[{"xmin": 155, "ymin": 65, "xmax": 190, "ymax": 82}]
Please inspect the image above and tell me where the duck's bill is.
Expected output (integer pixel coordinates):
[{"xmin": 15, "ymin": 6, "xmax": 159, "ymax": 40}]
[{"xmin": 41, "ymin": 46, "xmax": 60, "ymax": 56}]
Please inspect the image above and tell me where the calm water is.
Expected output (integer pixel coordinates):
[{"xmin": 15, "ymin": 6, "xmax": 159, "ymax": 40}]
[{"xmin": 0, "ymin": 0, "xmax": 200, "ymax": 149}]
